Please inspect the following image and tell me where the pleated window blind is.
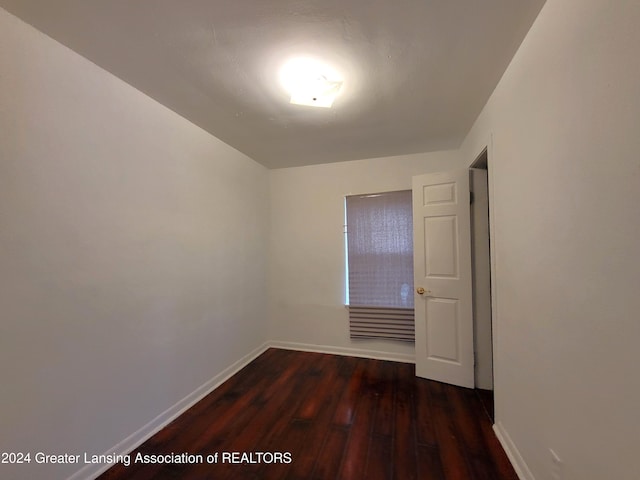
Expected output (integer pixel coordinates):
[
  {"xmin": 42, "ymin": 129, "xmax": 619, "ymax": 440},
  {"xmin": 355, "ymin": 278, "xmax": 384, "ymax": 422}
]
[{"xmin": 345, "ymin": 190, "xmax": 415, "ymax": 342}]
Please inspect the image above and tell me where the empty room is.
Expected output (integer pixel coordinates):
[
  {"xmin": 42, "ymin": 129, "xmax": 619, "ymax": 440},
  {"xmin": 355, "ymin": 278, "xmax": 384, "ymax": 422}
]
[{"xmin": 1, "ymin": 1, "xmax": 638, "ymax": 479}]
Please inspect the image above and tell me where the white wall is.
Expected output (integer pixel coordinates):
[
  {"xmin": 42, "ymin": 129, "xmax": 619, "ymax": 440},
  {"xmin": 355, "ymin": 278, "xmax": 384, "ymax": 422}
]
[
  {"xmin": 268, "ymin": 151, "xmax": 463, "ymax": 361},
  {"xmin": 460, "ymin": 0, "xmax": 640, "ymax": 478},
  {"xmin": 0, "ymin": 8, "xmax": 268, "ymax": 480}
]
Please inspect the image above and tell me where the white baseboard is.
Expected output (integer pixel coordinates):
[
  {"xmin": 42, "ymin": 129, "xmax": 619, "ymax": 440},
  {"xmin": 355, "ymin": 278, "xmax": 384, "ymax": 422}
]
[
  {"xmin": 68, "ymin": 342, "xmax": 270, "ymax": 480},
  {"xmin": 493, "ymin": 421, "xmax": 535, "ymax": 480},
  {"xmin": 268, "ymin": 340, "xmax": 415, "ymax": 364}
]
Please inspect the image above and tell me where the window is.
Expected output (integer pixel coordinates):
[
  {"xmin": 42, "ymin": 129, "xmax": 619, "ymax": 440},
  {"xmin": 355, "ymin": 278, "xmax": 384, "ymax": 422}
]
[{"xmin": 345, "ymin": 190, "xmax": 415, "ymax": 342}]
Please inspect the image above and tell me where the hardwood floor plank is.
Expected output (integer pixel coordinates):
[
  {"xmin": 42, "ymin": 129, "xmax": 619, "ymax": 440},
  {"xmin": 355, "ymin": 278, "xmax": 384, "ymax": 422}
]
[
  {"xmin": 99, "ymin": 349, "xmax": 518, "ymax": 480},
  {"xmin": 475, "ymin": 388, "xmax": 494, "ymax": 422},
  {"xmin": 337, "ymin": 359, "xmax": 379, "ymax": 479},
  {"xmin": 392, "ymin": 362, "xmax": 418, "ymax": 480},
  {"xmin": 310, "ymin": 426, "xmax": 349, "ymax": 480},
  {"xmin": 293, "ymin": 353, "xmax": 339, "ymax": 421},
  {"xmin": 415, "ymin": 377, "xmax": 439, "ymax": 447},
  {"xmin": 363, "ymin": 434, "xmax": 392, "ymax": 480},
  {"xmin": 371, "ymin": 360, "xmax": 395, "ymax": 439},
  {"xmin": 416, "ymin": 444, "xmax": 446, "ymax": 480},
  {"xmin": 444, "ymin": 384, "xmax": 486, "ymax": 457},
  {"xmin": 332, "ymin": 357, "xmax": 367, "ymax": 427},
  {"xmin": 287, "ymin": 357, "xmax": 352, "ymax": 479},
  {"xmin": 259, "ymin": 420, "xmax": 310, "ymax": 480},
  {"xmin": 428, "ymin": 381, "xmax": 474, "ymax": 480}
]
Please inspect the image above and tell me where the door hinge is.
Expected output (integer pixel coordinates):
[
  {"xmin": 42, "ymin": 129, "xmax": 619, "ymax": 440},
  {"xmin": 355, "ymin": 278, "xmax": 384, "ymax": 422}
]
[{"xmin": 470, "ymin": 191, "xmax": 474, "ymax": 205}]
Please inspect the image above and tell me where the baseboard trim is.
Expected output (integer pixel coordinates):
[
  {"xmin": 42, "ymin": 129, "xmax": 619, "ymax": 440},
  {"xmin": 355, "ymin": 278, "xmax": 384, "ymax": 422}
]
[
  {"xmin": 493, "ymin": 421, "xmax": 535, "ymax": 480},
  {"xmin": 268, "ymin": 340, "xmax": 415, "ymax": 364},
  {"xmin": 68, "ymin": 342, "xmax": 270, "ymax": 480}
]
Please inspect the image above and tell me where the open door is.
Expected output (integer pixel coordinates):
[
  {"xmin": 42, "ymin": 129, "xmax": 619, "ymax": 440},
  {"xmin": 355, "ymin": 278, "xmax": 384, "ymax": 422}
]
[{"xmin": 412, "ymin": 169, "xmax": 474, "ymax": 388}]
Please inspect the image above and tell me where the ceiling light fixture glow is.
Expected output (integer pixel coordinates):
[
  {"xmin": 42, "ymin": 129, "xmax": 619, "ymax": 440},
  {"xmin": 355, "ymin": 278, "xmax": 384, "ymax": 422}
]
[{"xmin": 279, "ymin": 57, "xmax": 343, "ymax": 108}]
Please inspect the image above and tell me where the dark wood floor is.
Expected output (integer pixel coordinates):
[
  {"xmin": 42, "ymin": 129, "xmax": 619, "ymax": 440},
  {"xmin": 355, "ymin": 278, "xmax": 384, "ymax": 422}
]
[
  {"xmin": 100, "ymin": 348, "xmax": 516, "ymax": 480},
  {"xmin": 475, "ymin": 388, "xmax": 495, "ymax": 424}
]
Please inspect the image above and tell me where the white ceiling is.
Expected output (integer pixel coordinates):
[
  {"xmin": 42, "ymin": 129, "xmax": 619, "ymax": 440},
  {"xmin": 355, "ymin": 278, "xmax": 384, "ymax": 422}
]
[{"xmin": 1, "ymin": 0, "xmax": 546, "ymax": 169}]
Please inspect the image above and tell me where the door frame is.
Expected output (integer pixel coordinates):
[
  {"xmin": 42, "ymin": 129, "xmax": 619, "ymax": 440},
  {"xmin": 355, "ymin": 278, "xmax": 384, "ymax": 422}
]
[
  {"xmin": 470, "ymin": 166, "xmax": 493, "ymax": 390},
  {"xmin": 469, "ymin": 136, "xmax": 499, "ymax": 417}
]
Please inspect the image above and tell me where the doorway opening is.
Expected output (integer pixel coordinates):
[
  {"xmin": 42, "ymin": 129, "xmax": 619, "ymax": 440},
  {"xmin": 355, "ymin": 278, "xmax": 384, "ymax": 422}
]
[{"xmin": 470, "ymin": 148, "xmax": 495, "ymax": 421}]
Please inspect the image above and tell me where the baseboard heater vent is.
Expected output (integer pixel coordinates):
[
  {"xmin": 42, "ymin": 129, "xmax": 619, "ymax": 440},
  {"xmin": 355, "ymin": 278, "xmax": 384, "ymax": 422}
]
[{"xmin": 348, "ymin": 306, "xmax": 415, "ymax": 342}]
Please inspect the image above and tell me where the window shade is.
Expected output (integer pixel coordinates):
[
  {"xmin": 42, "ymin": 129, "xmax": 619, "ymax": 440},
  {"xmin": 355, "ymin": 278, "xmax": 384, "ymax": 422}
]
[{"xmin": 346, "ymin": 190, "xmax": 414, "ymax": 342}]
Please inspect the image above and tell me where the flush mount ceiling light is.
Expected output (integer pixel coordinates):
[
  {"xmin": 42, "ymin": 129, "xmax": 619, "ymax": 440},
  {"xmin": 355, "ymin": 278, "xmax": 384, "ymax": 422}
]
[{"xmin": 279, "ymin": 57, "xmax": 343, "ymax": 108}]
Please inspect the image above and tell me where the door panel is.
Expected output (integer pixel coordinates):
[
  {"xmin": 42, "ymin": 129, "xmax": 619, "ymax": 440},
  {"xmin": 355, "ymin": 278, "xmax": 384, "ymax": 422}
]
[
  {"xmin": 426, "ymin": 297, "xmax": 460, "ymax": 363},
  {"xmin": 422, "ymin": 182, "xmax": 457, "ymax": 205},
  {"xmin": 424, "ymin": 215, "xmax": 458, "ymax": 277},
  {"xmin": 413, "ymin": 170, "xmax": 474, "ymax": 388}
]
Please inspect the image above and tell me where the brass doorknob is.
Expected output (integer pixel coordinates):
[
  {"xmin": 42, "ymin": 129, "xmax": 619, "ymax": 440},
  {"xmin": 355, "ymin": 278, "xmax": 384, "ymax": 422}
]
[{"xmin": 416, "ymin": 287, "xmax": 426, "ymax": 295}]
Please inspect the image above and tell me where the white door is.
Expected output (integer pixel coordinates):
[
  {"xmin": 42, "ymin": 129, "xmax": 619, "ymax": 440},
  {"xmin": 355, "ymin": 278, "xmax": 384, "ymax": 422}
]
[{"xmin": 412, "ymin": 169, "xmax": 474, "ymax": 388}]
